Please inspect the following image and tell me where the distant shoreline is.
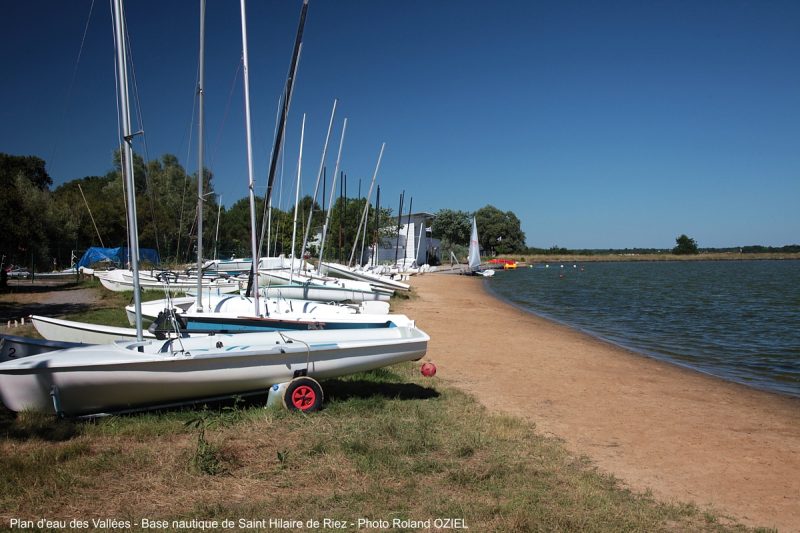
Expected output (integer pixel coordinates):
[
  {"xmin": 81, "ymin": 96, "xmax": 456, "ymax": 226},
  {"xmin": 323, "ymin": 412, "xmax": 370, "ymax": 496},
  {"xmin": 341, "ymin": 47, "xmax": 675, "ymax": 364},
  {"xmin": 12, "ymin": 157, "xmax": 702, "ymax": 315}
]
[{"xmin": 501, "ymin": 252, "xmax": 800, "ymax": 263}]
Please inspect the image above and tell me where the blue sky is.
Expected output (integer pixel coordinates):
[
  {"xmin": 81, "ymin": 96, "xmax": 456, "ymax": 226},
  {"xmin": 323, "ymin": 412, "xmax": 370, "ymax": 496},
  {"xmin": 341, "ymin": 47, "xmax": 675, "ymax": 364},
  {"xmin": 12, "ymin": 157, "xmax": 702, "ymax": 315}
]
[{"xmin": 2, "ymin": 0, "xmax": 798, "ymax": 249}]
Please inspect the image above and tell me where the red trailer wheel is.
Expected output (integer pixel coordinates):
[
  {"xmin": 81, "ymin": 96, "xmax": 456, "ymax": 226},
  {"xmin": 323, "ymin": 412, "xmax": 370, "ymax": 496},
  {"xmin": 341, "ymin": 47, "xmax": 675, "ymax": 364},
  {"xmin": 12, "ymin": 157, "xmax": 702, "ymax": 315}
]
[{"xmin": 284, "ymin": 377, "xmax": 324, "ymax": 413}]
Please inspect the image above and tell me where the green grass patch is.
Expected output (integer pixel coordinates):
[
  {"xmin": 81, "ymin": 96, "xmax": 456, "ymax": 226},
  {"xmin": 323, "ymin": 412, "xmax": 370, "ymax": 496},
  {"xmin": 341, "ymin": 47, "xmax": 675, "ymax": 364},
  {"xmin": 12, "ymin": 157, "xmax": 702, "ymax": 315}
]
[
  {"xmin": 0, "ymin": 363, "xmax": 760, "ymax": 531},
  {"xmin": 67, "ymin": 281, "xmax": 180, "ymax": 327}
]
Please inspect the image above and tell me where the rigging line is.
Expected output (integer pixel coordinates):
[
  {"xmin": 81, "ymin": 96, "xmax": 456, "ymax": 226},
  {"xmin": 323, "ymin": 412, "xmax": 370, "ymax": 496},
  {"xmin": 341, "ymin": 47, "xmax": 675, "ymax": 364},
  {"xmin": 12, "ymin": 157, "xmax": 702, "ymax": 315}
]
[
  {"xmin": 269, "ymin": 133, "xmax": 286, "ymax": 259},
  {"xmin": 49, "ymin": 0, "xmax": 96, "ymax": 170},
  {"xmin": 274, "ymin": 120, "xmax": 288, "ymax": 256},
  {"xmin": 109, "ymin": 0, "xmax": 129, "ymax": 255},
  {"xmin": 124, "ymin": 13, "xmax": 162, "ymax": 259},
  {"xmin": 258, "ymin": 92, "xmax": 285, "ymax": 257},
  {"xmin": 176, "ymin": 59, "xmax": 201, "ymax": 263},
  {"xmin": 185, "ymin": 210, "xmax": 198, "ymax": 263},
  {"xmin": 209, "ymin": 58, "xmax": 243, "ymax": 172},
  {"xmin": 78, "ymin": 183, "xmax": 105, "ymax": 248}
]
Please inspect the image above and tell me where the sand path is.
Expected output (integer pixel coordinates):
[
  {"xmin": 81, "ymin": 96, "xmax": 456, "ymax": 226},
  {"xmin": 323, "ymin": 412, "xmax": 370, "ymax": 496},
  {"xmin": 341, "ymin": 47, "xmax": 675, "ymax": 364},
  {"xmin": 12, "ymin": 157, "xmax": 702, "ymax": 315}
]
[{"xmin": 397, "ymin": 274, "xmax": 800, "ymax": 532}]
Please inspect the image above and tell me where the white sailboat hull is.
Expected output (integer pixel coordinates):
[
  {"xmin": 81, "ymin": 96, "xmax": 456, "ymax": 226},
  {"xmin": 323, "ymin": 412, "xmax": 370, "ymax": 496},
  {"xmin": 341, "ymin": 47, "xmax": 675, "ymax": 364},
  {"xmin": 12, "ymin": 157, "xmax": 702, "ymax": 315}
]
[
  {"xmin": 127, "ymin": 294, "xmax": 390, "ymax": 325},
  {"xmin": 257, "ymin": 282, "xmax": 392, "ymax": 303},
  {"xmin": 126, "ymin": 296, "xmax": 197, "ymax": 325},
  {"xmin": 259, "ymin": 269, "xmax": 394, "ymax": 296},
  {"xmin": 31, "ymin": 315, "xmax": 162, "ymax": 343},
  {"xmin": 319, "ymin": 262, "xmax": 411, "ymax": 292},
  {"xmin": 0, "ymin": 327, "xmax": 429, "ymax": 415},
  {"xmin": 98, "ymin": 270, "xmax": 241, "ymax": 294}
]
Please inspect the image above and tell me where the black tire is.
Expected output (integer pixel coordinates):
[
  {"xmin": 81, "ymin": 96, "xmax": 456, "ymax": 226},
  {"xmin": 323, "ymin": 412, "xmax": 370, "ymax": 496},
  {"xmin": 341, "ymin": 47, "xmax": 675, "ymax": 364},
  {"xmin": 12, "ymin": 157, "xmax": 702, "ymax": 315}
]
[{"xmin": 283, "ymin": 377, "xmax": 324, "ymax": 413}]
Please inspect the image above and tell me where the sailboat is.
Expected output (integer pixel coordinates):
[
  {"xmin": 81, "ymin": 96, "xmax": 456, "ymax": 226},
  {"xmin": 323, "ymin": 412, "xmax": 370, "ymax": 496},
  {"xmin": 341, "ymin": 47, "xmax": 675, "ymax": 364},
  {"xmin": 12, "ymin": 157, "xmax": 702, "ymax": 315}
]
[
  {"xmin": 318, "ymin": 261, "xmax": 411, "ymax": 292},
  {"xmin": 97, "ymin": 268, "xmax": 241, "ymax": 293},
  {"xmin": 0, "ymin": 327, "xmax": 429, "ymax": 416},
  {"xmin": 0, "ymin": 0, "xmax": 429, "ymax": 416},
  {"xmin": 28, "ymin": 292, "xmax": 404, "ymax": 344},
  {"xmin": 258, "ymin": 268, "xmax": 395, "ymax": 302},
  {"xmin": 467, "ymin": 217, "xmax": 494, "ymax": 277}
]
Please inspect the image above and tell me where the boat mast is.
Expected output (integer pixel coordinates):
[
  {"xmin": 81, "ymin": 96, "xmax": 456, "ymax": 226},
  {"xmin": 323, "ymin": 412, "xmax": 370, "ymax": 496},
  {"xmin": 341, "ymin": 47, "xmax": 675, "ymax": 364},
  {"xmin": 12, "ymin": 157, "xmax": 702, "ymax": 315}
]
[
  {"xmin": 415, "ymin": 214, "xmax": 425, "ymax": 266},
  {"xmin": 113, "ymin": 0, "xmax": 143, "ymax": 341},
  {"xmin": 213, "ymin": 195, "xmax": 221, "ymax": 260},
  {"xmin": 299, "ymin": 99, "xmax": 337, "ymax": 267},
  {"xmin": 403, "ymin": 196, "xmax": 413, "ymax": 267},
  {"xmin": 195, "ymin": 0, "xmax": 206, "ymax": 312},
  {"xmin": 393, "ymin": 191, "xmax": 404, "ymax": 264},
  {"xmin": 257, "ymin": 0, "xmax": 308, "ymax": 258},
  {"xmin": 240, "ymin": 0, "xmax": 260, "ymax": 314},
  {"xmin": 317, "ymin": 118, "xmax": 347, "ymax": 266},
  {"xmin": 349, "ymin": 142, "xmax": 385, "ymax": 267},
  {"xmin": 289, "ymin": 114, "xmax": 306, "ymax": 284},
  {"xmin": 372, "ymin": 185, "xmax": 381, "ymax": 266}
]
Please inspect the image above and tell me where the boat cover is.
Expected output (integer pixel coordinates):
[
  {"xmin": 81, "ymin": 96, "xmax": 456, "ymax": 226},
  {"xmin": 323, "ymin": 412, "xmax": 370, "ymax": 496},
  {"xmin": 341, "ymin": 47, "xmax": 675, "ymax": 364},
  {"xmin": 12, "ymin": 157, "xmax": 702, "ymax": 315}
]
[{"xmin": 77, "ymin": 247, "xmax": 160, "ymax": 269}]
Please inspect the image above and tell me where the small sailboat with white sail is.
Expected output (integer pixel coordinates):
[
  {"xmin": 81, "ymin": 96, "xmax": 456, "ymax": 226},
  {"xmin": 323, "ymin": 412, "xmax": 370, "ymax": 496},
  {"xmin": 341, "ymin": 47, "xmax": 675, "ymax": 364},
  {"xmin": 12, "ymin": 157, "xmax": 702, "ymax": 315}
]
[{"xmin": 467, "ymin": 217, "xmax": 494, "ymax": 277}]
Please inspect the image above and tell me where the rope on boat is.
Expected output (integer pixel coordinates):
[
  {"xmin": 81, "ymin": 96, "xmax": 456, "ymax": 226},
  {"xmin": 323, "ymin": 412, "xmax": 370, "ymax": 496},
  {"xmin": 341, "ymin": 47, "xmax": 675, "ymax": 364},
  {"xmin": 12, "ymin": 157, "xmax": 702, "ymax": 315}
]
[{"xmin": 277, "ymin": 331, "xmax": 312, "ymax": 374}]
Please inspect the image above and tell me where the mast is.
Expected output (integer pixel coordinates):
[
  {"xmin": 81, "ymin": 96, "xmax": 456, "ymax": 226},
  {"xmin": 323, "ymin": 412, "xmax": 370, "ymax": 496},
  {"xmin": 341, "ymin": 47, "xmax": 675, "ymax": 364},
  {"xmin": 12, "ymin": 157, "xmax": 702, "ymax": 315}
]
[
  {"xmin": 349, "ymin": 142, "xmax": 385, "ymax": 267},
  {"xmin": 372, "ymin": 185, "xmax": 381, "ymax": 266},
  {"xmin": 393, "ymin": 191, "xmax": 404, "ymax": 264},
  {"xmin": 318, "ymin": 118, "xmax": 347, "ymax": 266},
  {"xmin": 289, "ymin": 114, "xmax": 305, "ymax": 283},
  {"xmin": 415, "ymin": 218, "xmax": 425, "ymax": 265},
  {"xmin": 338, "ymin": 172, "xmax": 344, "ymax": 262},
  {"xmin": 112, "ymin": 0, "xmax": 143, "ymax": 341},
  {"xmin": 257, "ymin": 0, "xmax": 308, "ymax": 254},
  {"xmin": 299, "ymin": 99, "xmax": 337, "ymax": 267},
  {"xmin": 195, "ymin": 0, "xmax": 206, "ymax": 311},
  {"xmin": 403, "ymin": 197, "xmax": 413, "ymax": 267},
  {"xmin": 213, "ymin": 195, "xmax": 221, "ymax": 260},
  {"xmin": 240, "ymin": 0, "xmax": 259, "ymax": 314}
]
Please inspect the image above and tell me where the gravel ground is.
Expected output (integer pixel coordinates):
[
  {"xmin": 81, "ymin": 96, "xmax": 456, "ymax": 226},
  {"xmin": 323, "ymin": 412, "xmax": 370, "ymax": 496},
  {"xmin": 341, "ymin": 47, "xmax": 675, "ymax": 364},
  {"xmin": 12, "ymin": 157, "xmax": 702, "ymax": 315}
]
[{"xmin": 0, "ymin": 280, "xmax": 101, "ymax": 324}]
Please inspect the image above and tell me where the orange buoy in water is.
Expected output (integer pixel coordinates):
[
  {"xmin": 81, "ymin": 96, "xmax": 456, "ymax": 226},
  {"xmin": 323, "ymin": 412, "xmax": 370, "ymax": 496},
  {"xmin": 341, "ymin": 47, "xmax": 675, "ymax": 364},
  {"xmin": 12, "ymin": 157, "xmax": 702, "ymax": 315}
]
[{"xmin": 421, "ymin": 362, "xmax": 437, "ymax": 377}]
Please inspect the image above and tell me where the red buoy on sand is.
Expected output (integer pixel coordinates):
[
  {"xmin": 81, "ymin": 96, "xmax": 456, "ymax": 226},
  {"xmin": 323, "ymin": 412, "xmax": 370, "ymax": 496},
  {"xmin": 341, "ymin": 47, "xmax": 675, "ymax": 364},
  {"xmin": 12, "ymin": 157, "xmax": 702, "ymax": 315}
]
[{"xmin": 421, "ymin": 362, "xmax": 437, "ymax": 377}]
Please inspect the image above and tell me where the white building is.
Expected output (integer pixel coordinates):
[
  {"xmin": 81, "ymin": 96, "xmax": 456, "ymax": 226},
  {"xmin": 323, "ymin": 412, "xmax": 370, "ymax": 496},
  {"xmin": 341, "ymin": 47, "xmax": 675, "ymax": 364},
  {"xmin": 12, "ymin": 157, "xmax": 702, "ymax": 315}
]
[{"xmin": 370, "ymin": 212, "xmax": 441, "ymax": 267}]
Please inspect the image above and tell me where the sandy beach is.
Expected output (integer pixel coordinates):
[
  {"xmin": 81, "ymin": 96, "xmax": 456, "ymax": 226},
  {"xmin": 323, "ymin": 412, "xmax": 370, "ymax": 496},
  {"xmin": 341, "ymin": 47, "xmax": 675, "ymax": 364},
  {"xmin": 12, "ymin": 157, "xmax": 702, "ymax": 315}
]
[{"xmin": 396, "ymin": 273, "xmax": 800, "ymax": 532}]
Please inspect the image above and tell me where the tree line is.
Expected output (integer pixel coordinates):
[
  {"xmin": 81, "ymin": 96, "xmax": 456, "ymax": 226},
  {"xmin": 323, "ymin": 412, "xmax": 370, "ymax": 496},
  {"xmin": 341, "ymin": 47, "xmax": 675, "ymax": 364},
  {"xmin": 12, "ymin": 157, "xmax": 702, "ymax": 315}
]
[
  {"xmin": 5, "ymin": 152, "xmax": 793, "ymax": 269},
  {"xmin": 0, "ymin": 152, "xmax": 396, "ymax": 270}
]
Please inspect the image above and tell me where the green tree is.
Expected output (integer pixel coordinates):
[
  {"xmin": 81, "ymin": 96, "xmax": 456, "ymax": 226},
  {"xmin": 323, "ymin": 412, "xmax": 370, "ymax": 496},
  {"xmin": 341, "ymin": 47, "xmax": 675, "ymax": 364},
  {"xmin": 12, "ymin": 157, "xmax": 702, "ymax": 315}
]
[
  {"xmin": 0, "ymin": 154, "xmax": 56, "ymax": 267},
  {"xmin": 215, "ymin": 198, "xmax": 257, "ymax": 259},
  {"xmin": 474, "ymin": 205, "xmax": 526, "ymax": 255},
  {"xmin": 431, "ymin": 209, "xmax": 471, "ymax": 245},
  {"xmin": 672, "ymin": 234, "xmax": 699, "ymax": 255},
  {"xmin": 0, "ymin": 153, "xmax": 51, "ymax": 190},
  {"xmin": 52, "ymin": 174, "xmax": 123, "ymax": 252}
]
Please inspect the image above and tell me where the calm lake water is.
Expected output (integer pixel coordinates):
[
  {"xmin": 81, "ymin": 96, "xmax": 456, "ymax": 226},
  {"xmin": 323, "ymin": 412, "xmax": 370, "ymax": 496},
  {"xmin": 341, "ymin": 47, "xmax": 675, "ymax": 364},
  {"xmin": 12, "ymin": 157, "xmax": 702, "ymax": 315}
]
[{"xmin": 487, "ymin": 260, "xmax": 800, "ymax": 397}]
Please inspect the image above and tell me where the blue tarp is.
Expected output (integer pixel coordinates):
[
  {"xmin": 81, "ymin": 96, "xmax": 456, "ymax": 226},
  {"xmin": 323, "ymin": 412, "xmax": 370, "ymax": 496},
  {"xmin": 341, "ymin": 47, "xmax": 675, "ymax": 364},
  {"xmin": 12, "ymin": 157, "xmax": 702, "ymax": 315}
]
[{"xmin": 76, "ymin": 247, "xmax": 160, "ymax": 269}]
